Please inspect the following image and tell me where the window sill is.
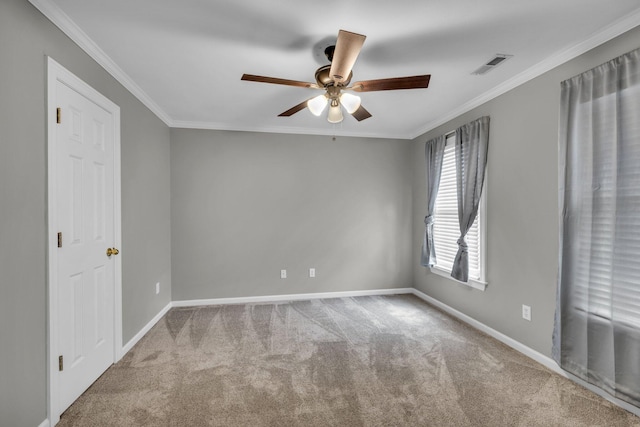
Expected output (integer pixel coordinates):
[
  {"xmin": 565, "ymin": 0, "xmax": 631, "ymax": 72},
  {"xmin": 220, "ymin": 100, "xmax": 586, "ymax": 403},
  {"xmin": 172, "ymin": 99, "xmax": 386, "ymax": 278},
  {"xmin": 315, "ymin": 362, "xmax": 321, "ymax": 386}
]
[{"xmin": 429, "ymin": 266, "xmax": 487, "ymax": 291}]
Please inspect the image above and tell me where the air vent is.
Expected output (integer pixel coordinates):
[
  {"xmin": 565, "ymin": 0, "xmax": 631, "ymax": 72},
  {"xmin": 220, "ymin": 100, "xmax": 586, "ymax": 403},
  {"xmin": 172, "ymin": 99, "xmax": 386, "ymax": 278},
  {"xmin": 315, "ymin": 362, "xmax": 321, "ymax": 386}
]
[{"xmin": 472, "ymin": 54, "xmax": 513, "ymax": 75}]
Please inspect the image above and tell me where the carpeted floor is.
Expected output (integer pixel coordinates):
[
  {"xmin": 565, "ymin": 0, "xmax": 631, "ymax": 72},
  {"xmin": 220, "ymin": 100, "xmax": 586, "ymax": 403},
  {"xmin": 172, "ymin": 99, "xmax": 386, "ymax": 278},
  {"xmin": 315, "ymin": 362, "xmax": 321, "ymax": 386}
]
[{"xmin": 58, "ymin": 295, "xmax": 640, "ymax": 426}]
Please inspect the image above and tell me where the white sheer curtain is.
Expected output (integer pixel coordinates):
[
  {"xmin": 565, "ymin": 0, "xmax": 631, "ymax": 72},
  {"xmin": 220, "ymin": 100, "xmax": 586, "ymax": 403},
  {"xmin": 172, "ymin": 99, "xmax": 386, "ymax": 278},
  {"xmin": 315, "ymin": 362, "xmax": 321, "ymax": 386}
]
[{"xmin": 553, "ymin": 47, "xmax": 640, "ymax": 408}]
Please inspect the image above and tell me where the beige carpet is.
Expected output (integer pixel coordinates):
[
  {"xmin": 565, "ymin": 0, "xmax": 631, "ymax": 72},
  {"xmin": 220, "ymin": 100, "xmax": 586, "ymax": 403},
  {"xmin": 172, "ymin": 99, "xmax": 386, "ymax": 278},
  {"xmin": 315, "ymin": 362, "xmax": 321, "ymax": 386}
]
[{"xmin": 58, "ymin": 295, "xmax": 640, "ymax": 426}]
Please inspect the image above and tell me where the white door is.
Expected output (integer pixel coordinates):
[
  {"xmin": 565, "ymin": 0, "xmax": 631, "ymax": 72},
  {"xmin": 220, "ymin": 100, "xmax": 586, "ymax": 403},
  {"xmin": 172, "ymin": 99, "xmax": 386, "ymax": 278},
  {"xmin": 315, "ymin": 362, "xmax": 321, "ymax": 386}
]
[{"xmin": 55, "ymin": 78, "xmax": 117, "ymax": 413}]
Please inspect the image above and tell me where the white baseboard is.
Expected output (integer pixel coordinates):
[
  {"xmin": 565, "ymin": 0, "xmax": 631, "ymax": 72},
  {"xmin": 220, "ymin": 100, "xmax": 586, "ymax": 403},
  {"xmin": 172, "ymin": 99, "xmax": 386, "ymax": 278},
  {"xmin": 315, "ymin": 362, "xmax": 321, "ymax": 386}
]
[
  {"xmin": 410, "ymin": 288, "xmax": 640, "ymax": 418},
  {"xmin": 172, "ymin": 287, "xmax": 414, "ymax": 307},
  {"xmin": 38, "ymin": 419, "xmax": 50, "ymax": 427},
  {"xmin": 410, "ymin": 289, "xmax": 556, "ymax": 369},
  {"xmin": 120, "ymin": 301, "xmax": 172, "ymax": 358}
]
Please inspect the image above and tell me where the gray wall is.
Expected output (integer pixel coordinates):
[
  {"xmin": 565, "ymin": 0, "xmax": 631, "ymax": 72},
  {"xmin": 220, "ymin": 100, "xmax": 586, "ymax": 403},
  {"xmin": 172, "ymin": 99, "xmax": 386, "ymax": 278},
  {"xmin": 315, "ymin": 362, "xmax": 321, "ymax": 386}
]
[
  {"xmin": 0, "ymin": 1, "xmax": 171, "ymax": 425},
  {"xmin": 412, "ymin": 25, "xmax": 640, "ymax": 357},
  {"xmin": 170, "ymin": 129, "xmax": 413, "ymax": 301}
]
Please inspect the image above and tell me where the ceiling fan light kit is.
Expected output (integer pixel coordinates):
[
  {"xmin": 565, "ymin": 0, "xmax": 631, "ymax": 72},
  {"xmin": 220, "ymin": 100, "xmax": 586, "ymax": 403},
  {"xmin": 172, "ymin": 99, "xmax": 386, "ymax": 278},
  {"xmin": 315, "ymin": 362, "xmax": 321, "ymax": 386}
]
[{"xmin": 241, "ymin": 29, "xmax": 431, "ymax": 124}]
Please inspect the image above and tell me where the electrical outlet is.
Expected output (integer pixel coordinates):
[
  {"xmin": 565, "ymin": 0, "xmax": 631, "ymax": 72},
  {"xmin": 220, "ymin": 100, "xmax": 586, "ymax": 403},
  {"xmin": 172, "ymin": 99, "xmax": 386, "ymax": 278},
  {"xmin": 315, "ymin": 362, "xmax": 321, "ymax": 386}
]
[
  {"xmin": 280, "ymin": 269, "xmax": 287, "ymax": 279},
  {"xmin": 522, "ymin": 304, "xmax": 531, "ymax": 321},
  {"xmin": 155, "ymin": 282, "xmax": 160, "ymax": 295},
  {"xmin": 309, "ymin": 268, "xmax": 316, "ymax": 278}
]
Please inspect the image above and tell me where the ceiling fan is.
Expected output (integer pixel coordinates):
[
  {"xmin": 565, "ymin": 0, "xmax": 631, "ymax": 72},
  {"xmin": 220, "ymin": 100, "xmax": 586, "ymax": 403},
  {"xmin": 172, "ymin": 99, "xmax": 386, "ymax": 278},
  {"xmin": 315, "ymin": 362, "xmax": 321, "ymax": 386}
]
[{"xmin": 241, "ymin": 30, "xmax": 431, "ymax": 124}]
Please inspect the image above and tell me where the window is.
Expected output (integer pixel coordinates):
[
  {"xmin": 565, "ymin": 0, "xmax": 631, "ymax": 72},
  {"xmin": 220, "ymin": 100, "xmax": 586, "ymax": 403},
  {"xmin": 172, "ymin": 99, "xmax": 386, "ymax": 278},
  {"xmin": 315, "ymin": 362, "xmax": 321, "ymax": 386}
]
[{"xmin": 431, "ymin": 133, "xmax": 486, "ymax": 290}]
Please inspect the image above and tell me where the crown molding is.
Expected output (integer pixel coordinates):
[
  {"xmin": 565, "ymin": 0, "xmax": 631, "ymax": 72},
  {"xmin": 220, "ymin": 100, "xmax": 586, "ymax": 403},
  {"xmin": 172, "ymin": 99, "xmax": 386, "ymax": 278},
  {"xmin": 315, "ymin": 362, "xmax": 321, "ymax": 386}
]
[
  {"xmin": 27, "ymin": 0, "xmax": 410, "ymax": 138},
  {"xmin": 29, "ymin": 0, "xmax": 640, "ymax": 140},
  {"xmin": 409, "ymin": 9, "xmax": 640, "ymax": 140},
  {"xmin": 28, "ymin": 0, "xmax": 174, "ymax": 127},
  {"xmin": 171, "ymin": 120, "xmax": 410, "ymax": 140}
]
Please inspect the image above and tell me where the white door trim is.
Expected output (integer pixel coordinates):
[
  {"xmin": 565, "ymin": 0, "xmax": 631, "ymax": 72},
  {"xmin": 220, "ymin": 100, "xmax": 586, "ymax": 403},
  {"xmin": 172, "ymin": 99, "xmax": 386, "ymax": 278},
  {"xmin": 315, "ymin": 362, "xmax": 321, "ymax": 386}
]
[{"xmin": 46, "ymin": 57, "xmax": 122, "ymax": 426}]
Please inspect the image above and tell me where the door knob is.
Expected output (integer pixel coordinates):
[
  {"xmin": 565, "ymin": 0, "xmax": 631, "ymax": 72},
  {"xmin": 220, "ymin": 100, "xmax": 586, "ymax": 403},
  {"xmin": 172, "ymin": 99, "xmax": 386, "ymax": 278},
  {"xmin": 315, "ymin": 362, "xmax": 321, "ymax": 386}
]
[{"xmin": 106, "ymin": 248, "xmax": 120, "ymax": 256}]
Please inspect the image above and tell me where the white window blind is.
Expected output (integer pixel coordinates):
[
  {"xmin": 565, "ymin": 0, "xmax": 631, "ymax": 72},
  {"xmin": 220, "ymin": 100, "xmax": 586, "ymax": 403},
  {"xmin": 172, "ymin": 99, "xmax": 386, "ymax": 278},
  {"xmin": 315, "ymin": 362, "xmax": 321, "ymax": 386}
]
[{"xmin": 432, "ymin": 134, "xmax": 482, "ymax": 281}]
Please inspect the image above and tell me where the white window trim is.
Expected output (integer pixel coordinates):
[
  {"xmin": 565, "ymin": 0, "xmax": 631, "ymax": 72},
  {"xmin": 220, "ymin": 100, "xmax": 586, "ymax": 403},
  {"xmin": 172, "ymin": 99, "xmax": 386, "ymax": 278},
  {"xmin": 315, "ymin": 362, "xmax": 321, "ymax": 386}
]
[
  {"xmin": 430, "ymin": 265, "xmax": 488, "ymax": 291},
  {"xmin": 429, "ymin": 132, "xmax": 488, "ymax": 291}
]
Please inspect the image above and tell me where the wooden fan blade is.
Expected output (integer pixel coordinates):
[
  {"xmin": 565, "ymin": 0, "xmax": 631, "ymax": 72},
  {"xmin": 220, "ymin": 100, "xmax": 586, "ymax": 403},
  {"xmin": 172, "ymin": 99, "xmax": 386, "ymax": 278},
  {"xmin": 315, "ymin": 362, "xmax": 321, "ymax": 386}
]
[
  {"xmin": 329, "ymin": 30, "xmax": 366, "ymax": 84},
  {"xmin": 242, "ymin": 74, "xmax": 318, "ymax": 89},
  {"xmin": 352, "ymin": 75, "xmax": 431, "ymax": 92},
  {"xmin": 351, "ymin": 105, "xmax": 372, "ymax": 122},
  {"xmin": 278, "ymin": 99, "xmax": 311, "ymax": 117}
]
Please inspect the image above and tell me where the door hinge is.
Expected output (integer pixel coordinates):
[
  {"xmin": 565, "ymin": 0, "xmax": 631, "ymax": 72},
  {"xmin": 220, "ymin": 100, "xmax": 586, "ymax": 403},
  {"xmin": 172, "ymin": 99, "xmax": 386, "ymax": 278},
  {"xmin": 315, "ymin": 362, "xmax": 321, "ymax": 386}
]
[
  {"xmin": 57, "ymin": 232, "xmax": 62, "ymax": 248},
  {"xmin": 56, "ymin": 107, "xmax": 61, "ymax": 124},
  {"xmin": 59, "ymin": 355, "xmax": 63, "ymax": 371}
]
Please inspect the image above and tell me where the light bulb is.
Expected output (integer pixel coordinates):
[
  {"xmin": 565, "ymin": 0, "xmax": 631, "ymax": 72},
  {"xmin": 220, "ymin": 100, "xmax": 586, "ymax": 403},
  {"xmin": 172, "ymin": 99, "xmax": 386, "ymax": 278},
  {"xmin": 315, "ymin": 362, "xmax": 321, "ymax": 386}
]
[
  {"xmin": 327, "ymin": 103, "xmax": 343, "ymax": 123},
  {"xmin": 307, "ymin": 94, "xmax": 327, "ymax": 116},
  {"xmin": 340, "ymin": 92, "xmax": 361, "ymax": 114}
]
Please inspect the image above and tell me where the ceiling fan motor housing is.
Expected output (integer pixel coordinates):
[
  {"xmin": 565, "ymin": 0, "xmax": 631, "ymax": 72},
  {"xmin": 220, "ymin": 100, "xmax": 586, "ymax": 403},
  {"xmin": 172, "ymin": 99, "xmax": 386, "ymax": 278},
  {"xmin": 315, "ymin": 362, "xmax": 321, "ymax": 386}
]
[{"xmin": 315, "ymin": 65, "xmax": 352, "ymax": 87}]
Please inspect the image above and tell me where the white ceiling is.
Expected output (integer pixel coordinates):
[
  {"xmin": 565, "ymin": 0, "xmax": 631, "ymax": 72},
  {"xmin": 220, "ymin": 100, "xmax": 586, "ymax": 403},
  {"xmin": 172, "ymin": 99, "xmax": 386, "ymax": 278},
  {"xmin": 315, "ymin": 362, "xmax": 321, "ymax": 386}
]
[{"xmin": 32, "ymin": 0, "xmax": 640, "ymax": 139}]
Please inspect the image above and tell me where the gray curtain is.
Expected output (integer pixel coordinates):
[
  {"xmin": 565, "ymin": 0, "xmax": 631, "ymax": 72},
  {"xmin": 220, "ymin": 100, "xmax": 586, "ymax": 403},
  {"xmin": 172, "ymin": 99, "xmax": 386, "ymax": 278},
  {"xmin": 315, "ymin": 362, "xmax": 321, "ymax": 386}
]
[
  {"xmin": 451, "ymin": 116, "xmax": 489, "ymax": 282},
  {"xmin": 553, "ymin": 48, "xmax": 640, "ymax": 408},
  {"xmin": 421, "ymin": 135, "xmax": 446, "ymax": 267}
]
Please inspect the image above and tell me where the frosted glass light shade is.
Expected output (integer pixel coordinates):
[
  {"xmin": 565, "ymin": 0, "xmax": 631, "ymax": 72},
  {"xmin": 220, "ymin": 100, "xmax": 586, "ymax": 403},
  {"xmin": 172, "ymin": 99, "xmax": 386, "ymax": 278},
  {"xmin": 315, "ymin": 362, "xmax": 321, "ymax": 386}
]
[
  {"xmin": 327, "ymin": 104, "xmax": 343, "ymax": 123},
  {"xmin": 307, "ymin": 94, "xmax": 327, "ymax": 116},
  {"xmin": 340, "ymin": 92, "xmax": 361, "ymax": 114}
]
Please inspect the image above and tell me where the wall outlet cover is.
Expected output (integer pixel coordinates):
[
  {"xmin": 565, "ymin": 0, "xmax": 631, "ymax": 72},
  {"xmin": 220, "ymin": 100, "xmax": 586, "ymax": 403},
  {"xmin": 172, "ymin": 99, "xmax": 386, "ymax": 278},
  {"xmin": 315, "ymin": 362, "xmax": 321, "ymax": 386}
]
[
  {"xmin": 522, "ymin": 304, "xmax": 531, "ymax": 321},
  {"xmin": 280, "ymin": 269, "xmax": 287, "ymax": 279}
]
